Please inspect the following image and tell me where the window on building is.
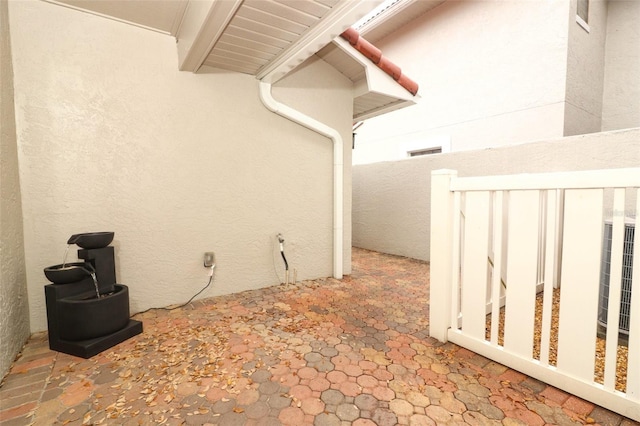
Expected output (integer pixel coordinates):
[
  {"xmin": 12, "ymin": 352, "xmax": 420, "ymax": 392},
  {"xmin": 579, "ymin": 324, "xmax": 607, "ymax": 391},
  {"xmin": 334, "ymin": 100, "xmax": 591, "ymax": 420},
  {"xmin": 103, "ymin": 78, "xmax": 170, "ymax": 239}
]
[
  {"xmin": 576, "ymin": 0, "xmax": 590, "ymax": 31},
  {"xmin": 408, "ymin": 147, "xmax": 442, "ymax": 157},
  {"xmin": 577, "ymin": 0, "xmax": 589, "ymax": 23}
]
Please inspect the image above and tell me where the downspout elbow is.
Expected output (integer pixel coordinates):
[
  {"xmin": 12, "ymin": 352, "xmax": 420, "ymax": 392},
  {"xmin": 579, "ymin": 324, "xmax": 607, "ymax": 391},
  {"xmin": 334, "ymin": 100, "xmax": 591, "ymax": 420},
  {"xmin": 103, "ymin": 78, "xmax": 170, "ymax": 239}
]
[{"xmin": 258, "ymin": 80, "xmax": 344, "ymax": 279}]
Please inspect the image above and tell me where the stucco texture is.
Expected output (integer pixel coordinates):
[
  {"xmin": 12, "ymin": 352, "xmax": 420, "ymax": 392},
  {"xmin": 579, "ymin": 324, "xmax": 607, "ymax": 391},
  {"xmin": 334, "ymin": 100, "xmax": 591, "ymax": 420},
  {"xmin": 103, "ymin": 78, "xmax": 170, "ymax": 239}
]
[
  {"xmin": 563, "ymin": 0, "xmax": 608, "ymax": 136},
  {"xmin": 601, "ymin": 0, "xmax": 640, "ymax": 131},
  {"xmin": 9, "ymin": 0, "xmax": 353, "ymax": 333},
  {"xmin": 0, "ymin": 0, "xmax": 30, "ymax": 379},
  {"xmin": 353, "ymin": 0, "xmax": 570, "ymax": 161},
  {"xmin": 353, "ymin": 128, "xmax": 640, "ymax": 261}
]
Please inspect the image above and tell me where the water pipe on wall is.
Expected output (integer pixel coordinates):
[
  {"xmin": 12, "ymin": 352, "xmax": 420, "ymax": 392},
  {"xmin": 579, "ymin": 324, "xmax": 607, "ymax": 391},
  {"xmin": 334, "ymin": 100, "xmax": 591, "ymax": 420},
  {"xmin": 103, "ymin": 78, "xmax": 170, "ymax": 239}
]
[
  {"xmin": 277, "ymin": 233, "xmax": 289, "ymax": 284},
  {"xmin": 258, "ymin": 81, "xmax": 344, "ymax": 279}
]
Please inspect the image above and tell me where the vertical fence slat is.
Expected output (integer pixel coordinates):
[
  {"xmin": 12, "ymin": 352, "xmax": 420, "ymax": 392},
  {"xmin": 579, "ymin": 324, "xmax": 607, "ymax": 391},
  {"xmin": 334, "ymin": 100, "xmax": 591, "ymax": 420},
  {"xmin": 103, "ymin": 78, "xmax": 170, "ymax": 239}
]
[
  {"xmin": 604, "ymin": 189, "xmax": 626, "ymax": 390},
  {"xmin": 429, "ymin": 170, "xmax": 458, "ymax": 343},
  {"xmin": 626, "ymin": 190, "xmax": 640, "ymax": 400},
  {"xmin": 503, "ymin": 190, "xmax": 540, "ymax": 357},
  {"xmin": 433, "ymin": 169, "xmax": 640, "ymax": 421},
  {"xmin": 490, "ymin": 191, "xmax": 504, "ymax": 345},
  {"xmin": 451, "ymin": 191, "xmax": 462, "ymax": 330},
  {"xmin": 557, "ymin": 189, "xmax": 603, "ymax": 381},
  {"xmin": 461, "ymin": 191, "xmax": 490, "ymax": 340},
  {"xmin": 540, "ymin": 190, "xmax": 557, "ymax": 366},
  {"xmin": 537, "ymin": 192, "xmax": 546, "ymax": 286},
  {"xmin": 555, "ymin": 190, "xmax": 565, "ymax": 289}
]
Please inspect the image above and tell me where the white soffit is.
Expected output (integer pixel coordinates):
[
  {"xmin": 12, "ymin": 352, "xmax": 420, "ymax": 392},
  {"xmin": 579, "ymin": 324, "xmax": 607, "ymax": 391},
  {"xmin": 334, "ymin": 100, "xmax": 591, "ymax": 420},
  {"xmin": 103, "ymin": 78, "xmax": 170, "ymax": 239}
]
[{"xmin": 177, "ymin": 0, "xmax": 386, "ymax": 77}]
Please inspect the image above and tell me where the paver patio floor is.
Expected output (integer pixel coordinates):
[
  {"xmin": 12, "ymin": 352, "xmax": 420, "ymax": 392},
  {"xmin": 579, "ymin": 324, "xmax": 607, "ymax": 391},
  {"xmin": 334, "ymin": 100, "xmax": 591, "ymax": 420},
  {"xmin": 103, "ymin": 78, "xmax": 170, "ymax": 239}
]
[{"xmin": 1, "ymin": 248, "xmax": 637, "ymax": 425}]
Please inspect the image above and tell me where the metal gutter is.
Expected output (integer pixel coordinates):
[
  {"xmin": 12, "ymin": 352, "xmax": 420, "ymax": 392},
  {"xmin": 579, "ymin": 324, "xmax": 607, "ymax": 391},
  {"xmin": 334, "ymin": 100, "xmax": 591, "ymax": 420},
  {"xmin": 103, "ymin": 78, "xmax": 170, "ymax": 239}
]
[{"xmin": 258, "ymin": 81, "xmax": 344, "ymax": 279}]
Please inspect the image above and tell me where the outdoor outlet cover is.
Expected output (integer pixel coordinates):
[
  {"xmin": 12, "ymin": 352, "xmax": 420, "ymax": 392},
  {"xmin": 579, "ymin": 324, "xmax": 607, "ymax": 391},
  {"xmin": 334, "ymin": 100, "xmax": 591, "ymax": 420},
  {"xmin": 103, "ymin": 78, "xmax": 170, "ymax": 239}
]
[{"xmin": 204, "ymin": 252, "xmax": 215, "ymax": 267}]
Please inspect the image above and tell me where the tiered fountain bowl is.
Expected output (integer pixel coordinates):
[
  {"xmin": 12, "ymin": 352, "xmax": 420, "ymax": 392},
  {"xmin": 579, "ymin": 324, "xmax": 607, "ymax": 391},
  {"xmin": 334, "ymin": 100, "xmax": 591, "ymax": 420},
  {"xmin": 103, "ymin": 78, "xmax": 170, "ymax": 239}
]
[{"xmin": 43, "ymin": 232, "xmax": 142, "ymax": 358}]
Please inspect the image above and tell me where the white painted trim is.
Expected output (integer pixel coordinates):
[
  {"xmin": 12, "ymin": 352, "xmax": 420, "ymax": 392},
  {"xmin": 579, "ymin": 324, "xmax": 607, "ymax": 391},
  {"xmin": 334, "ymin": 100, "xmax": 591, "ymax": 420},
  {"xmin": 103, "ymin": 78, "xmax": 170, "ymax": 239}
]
[
  {"xmin": 431, "ymin": 168, "xmax": 640, "ymax": 421},
  {"xmin": 169, "ymin": 0, "xmax": 189, "ymax": 37},
  {"xmin": 356, "ymin": 0, "xmax": 413, "ymax": 34},
  {"xmin": 576, "ymin": 14, "xmax": 591, "ymax": 33},
  {"xmin": 627, "ymin": 195, "xmax": 640, "ymax": 399},
  {"xmin": 354, "ymin": 98, "xmax": 418, "ymax": 121},
  {"xmin": 429, "ymin": 169, "xmax": 458, "ymax": 342},
  {"xmin": 400, "ymin": 135, "xmax": 450, "ymax": 158},
  {"xmin": 451, "ymin": 168, "xmax": 640, "ymax": 192},
  {"xmin": 42, "ymin": 0, "xmax": 174, "ymax": 35},
  {"xmin": 178, "ymin": 0, "xmax": 244, "ymax": 72},
  {"xmin": 333, "ymin": 37, "xmax": 418, "ymax": 102}
]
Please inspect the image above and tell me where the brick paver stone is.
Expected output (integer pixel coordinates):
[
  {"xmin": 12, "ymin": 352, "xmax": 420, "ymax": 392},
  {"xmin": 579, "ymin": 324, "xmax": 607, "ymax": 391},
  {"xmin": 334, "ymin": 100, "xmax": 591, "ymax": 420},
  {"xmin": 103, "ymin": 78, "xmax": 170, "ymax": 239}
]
[{"xmin": 0, "ymin": 249, "xmax": 637, "ymax": 426}]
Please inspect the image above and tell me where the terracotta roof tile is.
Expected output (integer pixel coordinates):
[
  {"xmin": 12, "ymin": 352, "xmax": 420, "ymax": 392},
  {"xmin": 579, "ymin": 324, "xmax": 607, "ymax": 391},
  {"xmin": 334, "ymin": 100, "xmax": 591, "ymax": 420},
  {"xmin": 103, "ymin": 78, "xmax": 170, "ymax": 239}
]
[{"xmin": 340, "ymin": 27, "xmax": 418, "ymax": 96}]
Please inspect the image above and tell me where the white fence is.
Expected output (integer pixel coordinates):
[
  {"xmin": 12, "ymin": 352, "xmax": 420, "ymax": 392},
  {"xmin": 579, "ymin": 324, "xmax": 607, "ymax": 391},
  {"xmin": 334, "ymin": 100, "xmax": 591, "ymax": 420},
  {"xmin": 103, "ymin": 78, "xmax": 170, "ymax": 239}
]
[{"xmin": 429, "ymin": 168, "xmax": 640, "ymax": 421}]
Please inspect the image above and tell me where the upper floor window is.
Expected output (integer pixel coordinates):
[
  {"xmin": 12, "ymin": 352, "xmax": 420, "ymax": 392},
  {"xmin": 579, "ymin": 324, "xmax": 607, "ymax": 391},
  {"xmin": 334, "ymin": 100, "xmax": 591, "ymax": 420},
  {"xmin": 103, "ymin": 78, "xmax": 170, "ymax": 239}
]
[
  {"xmin": 577, "ymin": 0, "xmax": 590, "ymax": 32},
  {"xmin": 577, "ymin": 0, "xmax": 589, "ymax": 23},
  {"xmin": 409, "ymin": 147, "xmax": 442, "ymax": 157}
]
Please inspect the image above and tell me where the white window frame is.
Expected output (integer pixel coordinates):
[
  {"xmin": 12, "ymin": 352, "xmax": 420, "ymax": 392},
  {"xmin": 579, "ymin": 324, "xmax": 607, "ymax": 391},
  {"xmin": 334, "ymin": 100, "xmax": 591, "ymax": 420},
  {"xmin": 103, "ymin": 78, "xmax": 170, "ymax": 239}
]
[
  {"xmin": 576, "ymin": 0, "xmax": 590, "ymax": 32},
  {"xmin": 400, "ymin": 135, "xmax": 451, "ymax": 159}
]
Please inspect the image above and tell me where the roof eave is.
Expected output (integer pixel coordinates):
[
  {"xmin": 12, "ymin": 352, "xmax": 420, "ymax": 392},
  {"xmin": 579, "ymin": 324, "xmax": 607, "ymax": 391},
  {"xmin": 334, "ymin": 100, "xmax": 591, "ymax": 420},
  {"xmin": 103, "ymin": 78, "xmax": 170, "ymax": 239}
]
[
  {"xmin": 256, "ymin": 0, "xmax": 387, "ymax": 84},
  {"xmin": 332, "ymin": 37, "xmax": 418, "ymax": 120}
]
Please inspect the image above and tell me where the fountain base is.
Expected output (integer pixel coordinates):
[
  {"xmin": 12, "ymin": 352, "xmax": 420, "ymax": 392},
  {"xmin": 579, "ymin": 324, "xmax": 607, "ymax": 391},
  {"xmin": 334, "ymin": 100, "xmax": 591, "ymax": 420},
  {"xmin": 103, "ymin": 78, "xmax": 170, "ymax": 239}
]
[
  {"xmin": 48, "ymin": 319, "xmax": 142, "ymax": 359},
  {"xmin": 45, "ymin": 279, "xmax": 143, "ymax": 358},
  {"xmin": 44, "ymin": 238, "xmax": 143, "ymax": 358}
]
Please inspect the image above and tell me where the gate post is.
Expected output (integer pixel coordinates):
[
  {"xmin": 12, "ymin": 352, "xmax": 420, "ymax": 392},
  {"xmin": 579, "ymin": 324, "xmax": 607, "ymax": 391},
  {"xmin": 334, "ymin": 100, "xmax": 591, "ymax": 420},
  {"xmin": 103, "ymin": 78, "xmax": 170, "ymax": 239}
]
[{"xmin": 429, "ymin": 169, "xmax": 458, "ymax": 342}]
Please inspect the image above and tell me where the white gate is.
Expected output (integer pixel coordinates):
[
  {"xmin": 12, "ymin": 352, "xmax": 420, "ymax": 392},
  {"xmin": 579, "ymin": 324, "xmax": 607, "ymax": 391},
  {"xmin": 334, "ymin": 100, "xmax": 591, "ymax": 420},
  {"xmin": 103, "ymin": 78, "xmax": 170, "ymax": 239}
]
[{"xmin": 429, "ymin": 168, "xmax": 640, "ymax": 421}]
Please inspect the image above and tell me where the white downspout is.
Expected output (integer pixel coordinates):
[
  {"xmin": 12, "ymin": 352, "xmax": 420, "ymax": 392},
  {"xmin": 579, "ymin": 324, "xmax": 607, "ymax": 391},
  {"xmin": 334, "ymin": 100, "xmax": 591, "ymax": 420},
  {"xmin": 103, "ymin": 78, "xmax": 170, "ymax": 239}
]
[{"xmin": 258, "ymin": 81, "xmax": 344, "ymax": 279}]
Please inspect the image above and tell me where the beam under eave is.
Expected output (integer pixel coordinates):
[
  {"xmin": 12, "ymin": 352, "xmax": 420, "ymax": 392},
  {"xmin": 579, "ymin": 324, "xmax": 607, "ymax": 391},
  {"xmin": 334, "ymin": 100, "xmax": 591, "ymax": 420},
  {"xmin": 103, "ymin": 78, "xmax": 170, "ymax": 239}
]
[
  {"xmin": 256, "ymin": 0, "xmax": 386, "ymax": 84},
  {"xmin": 177, "ymin": 0, "xmax": 244, "ymax": 72}
]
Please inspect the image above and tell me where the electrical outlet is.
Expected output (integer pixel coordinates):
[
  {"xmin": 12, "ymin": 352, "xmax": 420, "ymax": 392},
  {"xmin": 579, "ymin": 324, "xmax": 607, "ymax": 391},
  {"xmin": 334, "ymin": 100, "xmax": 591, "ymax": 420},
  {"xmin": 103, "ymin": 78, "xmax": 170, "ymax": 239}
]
[{"xmin": 204, "ymin": 252, "xmax": 215, "ymax": 267}]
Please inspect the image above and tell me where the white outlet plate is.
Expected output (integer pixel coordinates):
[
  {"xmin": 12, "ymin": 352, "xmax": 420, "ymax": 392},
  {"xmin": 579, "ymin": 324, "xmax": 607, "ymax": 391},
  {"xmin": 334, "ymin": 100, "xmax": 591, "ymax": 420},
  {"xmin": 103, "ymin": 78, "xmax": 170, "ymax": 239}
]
[{"xmin": 204, "ymin": 252, "xmax": 215, "ymax": 267}]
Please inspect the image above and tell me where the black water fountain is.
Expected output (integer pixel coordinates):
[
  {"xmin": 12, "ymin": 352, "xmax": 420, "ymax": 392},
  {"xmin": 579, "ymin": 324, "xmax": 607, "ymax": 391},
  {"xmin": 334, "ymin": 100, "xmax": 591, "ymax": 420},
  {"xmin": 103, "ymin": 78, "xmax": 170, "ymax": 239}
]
[{"xmin": 43, "ymin": 232, "xmax": 142, "ymax": 358}]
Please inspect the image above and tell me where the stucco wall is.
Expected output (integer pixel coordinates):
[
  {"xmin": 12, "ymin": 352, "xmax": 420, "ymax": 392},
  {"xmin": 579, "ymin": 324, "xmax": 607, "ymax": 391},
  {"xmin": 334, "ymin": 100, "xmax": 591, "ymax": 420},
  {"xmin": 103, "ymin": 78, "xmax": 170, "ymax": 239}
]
[
  {"xmin": 271, "ymin": 56, "xmax": 353, "ymax": 274},
  {"xmin": 9, "ymin": 0, "xmax": 353, "ymax": 333},
  {"xmin": 353, "ymin": 128, "xmax": 640, "ymax": 261},
  {"xmin": 0, "ymin": 0, "xmax": 30, "ymax": 379},
  {"xmin": 563, "ymin": 0, "xmax": 608, "ymax": 136},
  {"xmin": 353, "ymin": 0, "xmax": 570, "ymax": 164},
  {"xmin": 601, "ymin": 0, "xmax": 640, "ymax": 131}
]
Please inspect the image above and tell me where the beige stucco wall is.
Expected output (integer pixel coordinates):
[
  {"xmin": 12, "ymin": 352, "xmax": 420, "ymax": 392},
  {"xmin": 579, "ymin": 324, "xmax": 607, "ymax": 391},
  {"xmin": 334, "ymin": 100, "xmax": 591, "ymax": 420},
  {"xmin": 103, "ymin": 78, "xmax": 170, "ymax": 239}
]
[
  {"xmin": 601, "ymin": 0, "xmax": 640, "ymax": 131},
  {"xmin": 353, "ymin": 128, "xmax": 640, "ymax": 261},
  {"xmin": 563, "ymin": 0, "xmax": 608, "ymax": 136},
  {"xmin": 9, "ymin": 0, "xmax": 353, "ymax": 333},
  {"xmin": 0, "ymin": 0, "xmax": 30, "ymax": 379},
  {"xmin": 353, "ymin": 0, "xmax": 570, "ymax": 164}
]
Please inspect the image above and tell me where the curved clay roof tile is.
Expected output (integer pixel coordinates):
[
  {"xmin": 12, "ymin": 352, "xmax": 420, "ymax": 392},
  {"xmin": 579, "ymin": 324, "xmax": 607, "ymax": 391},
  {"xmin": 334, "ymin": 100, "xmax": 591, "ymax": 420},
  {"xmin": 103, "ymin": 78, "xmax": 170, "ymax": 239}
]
[{"xmin": 340, "ymin": 28, "xmax": 418, "ymax": 96}]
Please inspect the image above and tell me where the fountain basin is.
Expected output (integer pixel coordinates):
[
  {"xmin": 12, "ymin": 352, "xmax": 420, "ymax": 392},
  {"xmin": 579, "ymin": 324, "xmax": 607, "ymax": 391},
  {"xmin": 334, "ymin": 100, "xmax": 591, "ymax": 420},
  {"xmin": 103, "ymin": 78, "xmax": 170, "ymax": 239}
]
[
  {"xmin": 58, "ymin": 284, "xmax": 131, "ymax": 341},
  {"xmin": 44, "ymin": 263, "xmax": 93, "ymax": 284},
  {"xmin": 67, "ymin": 232, "xmax": 114, "ymax": 249}
]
